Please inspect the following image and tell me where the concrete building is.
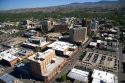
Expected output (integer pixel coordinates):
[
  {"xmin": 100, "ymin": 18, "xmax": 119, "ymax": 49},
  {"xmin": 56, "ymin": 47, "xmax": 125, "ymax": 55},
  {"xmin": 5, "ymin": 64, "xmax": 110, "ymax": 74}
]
[
  {"xmin": 2, "ymin": 37, "xmax": 26, "ymax": 48},
  {"xmin": 26, "ymin": 20, "xmax": 35, "ymax": 29},
  {"xmin": 28, "ymin": 49, "xmax": 65, "ymax": 82},
  {"xmin": 0, "ymin": 73, "xmax": 23, "ymax": 83},
  {"xmin": 67, "ymin": 68, "xmax": 89, "ymax": 83},
  {"xmin": 22, "ymin": 37, "xmax": 50, "ymax": 50},
  {"xmin": 17, "ymin": 49, "xmax": 33, "ymax": 60},
  {"xmin": 91, "ymin": 20, "xmax": 99, "ymax": 32},
  {"xmin": 42, "ymin": 20, "xmax": 53, "ymax": 31},
  {"xmin": 52, "ymin": 23, "xmax": 68, "ymax": 33},
  {"xmin": 82, "ymin": 18, "xmax": 87, "ymax": 27},
  {"xmin": 86, "ymin": 19, "xmax": 92, "ymax": 34},
  {"xmin": 92, "ymin": 69, "xmax": 118, "ymax": 83},
  {"xmin": 46, "ymin": 33, "xmax": 62, "ymax": 41},
  {"xmin": 23, "ymin": 30, "xmax": 40, "ymax": 38},
  {"xmin": 47, "ymin": 41, "xmax": 77, "ymax": 56},
  {"xmin": 25, "ymin": 20, "xmax": 42, "ymax": 30},
  {"xmin": 70, "ymin": 27, "xmax": 87, "ymax": 44},
  {"xmin": 0, "ymin": 48, "xmax": 19, "ymax": 66}
]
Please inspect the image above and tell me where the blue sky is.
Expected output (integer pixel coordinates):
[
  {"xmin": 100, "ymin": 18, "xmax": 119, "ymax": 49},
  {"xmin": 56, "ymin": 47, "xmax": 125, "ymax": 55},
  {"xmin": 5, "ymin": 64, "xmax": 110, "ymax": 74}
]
[{"xmin": 0, "ymin": 0, "xmax": 118, "ymax": 10}]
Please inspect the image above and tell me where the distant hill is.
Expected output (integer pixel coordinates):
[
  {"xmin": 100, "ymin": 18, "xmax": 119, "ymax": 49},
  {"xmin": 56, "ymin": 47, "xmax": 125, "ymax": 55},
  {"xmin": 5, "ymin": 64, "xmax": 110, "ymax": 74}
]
[{"xmin": 0, "ymin": 0, "xmax": 125, "ymax": 13}]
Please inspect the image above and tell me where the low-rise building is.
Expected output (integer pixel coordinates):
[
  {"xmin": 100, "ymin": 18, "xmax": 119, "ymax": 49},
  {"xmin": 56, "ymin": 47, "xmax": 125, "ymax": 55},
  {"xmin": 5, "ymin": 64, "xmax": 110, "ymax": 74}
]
[
  {"xmin": 47, "ymin": 41, "xmax": 78, "ymax": 57},
  {"xmin": 23, "ymin": 30, "xmax": 40, "ymax": 38},
  {"xmin": 0, "ymin": 73, "xmax": 23, "ymax": 83},
  {"xmin": 22, "ymin": 37, "xmax": 50, "ymax": 50},
  {"xmin": 0, "ymin": 48, "xmax": 19, "ymax": 66},
  {"xmin": 17, "ymin": 49, "xmax": 33, "ymax": 60},
  {"xmin": 26, "ymin": 20, "xmax": 42, "ymax": 29},
  {"xmin": 92, "ymin": 69, "xmax": 118, "ymax": 83},
  {"xmin": 67, "ymin": 68, "xmax": 89, "ymax": 83},
  {"xmin": 2, "ymin": 37, "xmax": 26, "ymax": 48},
  {"xmin": 46, "ymin": 32, "xmax": 62, "ymax": 41}
]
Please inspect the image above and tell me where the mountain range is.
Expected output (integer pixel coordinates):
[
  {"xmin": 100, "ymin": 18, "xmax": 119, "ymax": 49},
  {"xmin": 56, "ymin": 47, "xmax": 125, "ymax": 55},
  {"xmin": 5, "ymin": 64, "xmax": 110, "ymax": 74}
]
[{"xmin": 1, "ymin": 0, "xmax": 125, "ymax": 13}]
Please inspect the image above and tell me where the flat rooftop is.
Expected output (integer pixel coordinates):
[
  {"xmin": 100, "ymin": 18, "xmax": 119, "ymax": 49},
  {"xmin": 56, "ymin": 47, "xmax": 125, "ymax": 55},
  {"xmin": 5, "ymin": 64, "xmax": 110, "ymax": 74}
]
[
  {"xmin": 28, "ymin": 49, "xmax": 55, "ymax": 62},
  {"xmin": 0, "ymin": 48, "xmax": 18, "ymax": 62},
  {"xmin": 37, "ymin": 49, "xmax": 54, "ymax": 59},
  {"xmin": 2, "ymin": 37, "xmax": 26, "ymax": 48},
  {"xmin": 48, "ymin": 41, "xmax": 75, "ymax": 51},
  {"xmin": 0, "ymin": 73, "xmax": 23, "ymax": 83},
  {"xmin": 92, "ymin": 69, "xmax": 117, "ymax": 83},
  {"xmin": 68, "ymin": 68, "xmax": 89, "ymax": 82},
  {"xmin": 23, "ymin": 42, "xmax": 50, "ymax": 48},
  {"xmin": 46, "ymin": 32, "xmax": 62, "ymax": 38},
  {"xmin": 2, "ymin": 53, "xmax": 17, "ymax": 62}
]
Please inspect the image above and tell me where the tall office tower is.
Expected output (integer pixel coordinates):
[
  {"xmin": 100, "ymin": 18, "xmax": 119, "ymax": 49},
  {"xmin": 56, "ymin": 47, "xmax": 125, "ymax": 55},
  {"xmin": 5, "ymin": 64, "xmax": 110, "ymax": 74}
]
[
  {"xmin": 82, "ymin": 18, "xmax": 87, "ymax": 27},
  {"xmin": 91, "ymin": 20, "xmax": 99, "ymax": 32},
  {"xmin": 86, "ymin": 19, "xmax": 92, "ymax": 34},
  {"xmin": 70, "ymin": 27, "xmax": 87, "ymax": 44}
]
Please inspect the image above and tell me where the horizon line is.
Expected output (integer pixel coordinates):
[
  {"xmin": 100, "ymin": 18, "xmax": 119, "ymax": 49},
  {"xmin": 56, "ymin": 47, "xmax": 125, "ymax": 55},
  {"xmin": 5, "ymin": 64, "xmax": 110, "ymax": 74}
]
[{"xmin": 0, "ymin": 0, "xmax": 118, "ymax": 11}]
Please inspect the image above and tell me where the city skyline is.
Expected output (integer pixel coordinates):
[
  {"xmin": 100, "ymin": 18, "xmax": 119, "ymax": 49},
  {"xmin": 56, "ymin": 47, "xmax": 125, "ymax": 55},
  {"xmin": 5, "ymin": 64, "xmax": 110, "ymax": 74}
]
[{"xmin": 0, "ymin": 0, "xmax": 118, "ymax": 10}]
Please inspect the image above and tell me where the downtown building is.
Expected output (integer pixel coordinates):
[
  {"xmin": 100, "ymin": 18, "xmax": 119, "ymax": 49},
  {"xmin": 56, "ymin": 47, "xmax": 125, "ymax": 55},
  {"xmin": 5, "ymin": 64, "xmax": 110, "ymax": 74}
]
[
  {"xmin": 28, "ymin": 49, "xmax": 65, "ymax": 82},
  {"xmin": 69, "ymin": 26, "xmax": 87, "ymax": 45},
  {"xmin": 52, "ymin": 23, "xmax": 68, "ymax": 33},
  {"xmin": 41, "ymin": 19, "xmax": 54, "ymax": 32},
  {"xmin": 90, "ymin": 19, "xmax": 99, "ymax": 32}
]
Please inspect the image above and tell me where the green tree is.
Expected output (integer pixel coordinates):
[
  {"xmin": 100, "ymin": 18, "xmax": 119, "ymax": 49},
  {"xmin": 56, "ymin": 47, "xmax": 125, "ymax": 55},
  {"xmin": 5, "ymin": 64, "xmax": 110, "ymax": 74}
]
[
  {"xmin": 79, "ymin": 51, "xmax": 87, "ymax": 61},
  {"xmin": 60, "ymin": 74, "xmax": 67, "ymax": 81}
]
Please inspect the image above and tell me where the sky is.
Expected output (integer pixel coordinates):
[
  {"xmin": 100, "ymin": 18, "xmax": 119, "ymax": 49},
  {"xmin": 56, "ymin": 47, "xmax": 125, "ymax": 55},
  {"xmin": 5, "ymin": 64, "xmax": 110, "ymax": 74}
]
[{"xmin": 0, "ymin": 0, "xmax": 118, "ymax": 10}]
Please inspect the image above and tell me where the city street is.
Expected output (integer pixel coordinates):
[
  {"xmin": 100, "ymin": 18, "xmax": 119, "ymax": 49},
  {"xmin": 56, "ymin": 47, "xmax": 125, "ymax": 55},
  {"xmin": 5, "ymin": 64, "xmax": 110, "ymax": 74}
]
[{"xmin": 118, "ymin": 43, "xmax": 125, "ymax": 83}]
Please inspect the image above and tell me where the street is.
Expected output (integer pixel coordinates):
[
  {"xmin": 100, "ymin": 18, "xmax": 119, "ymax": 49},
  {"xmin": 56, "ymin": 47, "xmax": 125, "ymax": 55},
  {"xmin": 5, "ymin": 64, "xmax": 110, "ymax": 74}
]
[{"xmin": 118, "ymin": 43, "xmax": 125, "ymax": 83}]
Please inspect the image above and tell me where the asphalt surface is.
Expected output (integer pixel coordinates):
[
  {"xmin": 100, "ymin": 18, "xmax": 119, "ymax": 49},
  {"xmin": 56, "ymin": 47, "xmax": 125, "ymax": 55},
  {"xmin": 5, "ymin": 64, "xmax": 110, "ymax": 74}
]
[{"xmin": 118, "ymin": 43, "xmax": 125, "ymax": 83}]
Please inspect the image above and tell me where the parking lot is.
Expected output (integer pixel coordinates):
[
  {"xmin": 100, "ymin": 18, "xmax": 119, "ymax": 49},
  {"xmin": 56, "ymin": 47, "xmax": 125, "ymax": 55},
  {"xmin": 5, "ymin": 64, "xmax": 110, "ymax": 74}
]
[{"xmin": 80, "ymin": 49, "xmax": 118, "ymax": 73}]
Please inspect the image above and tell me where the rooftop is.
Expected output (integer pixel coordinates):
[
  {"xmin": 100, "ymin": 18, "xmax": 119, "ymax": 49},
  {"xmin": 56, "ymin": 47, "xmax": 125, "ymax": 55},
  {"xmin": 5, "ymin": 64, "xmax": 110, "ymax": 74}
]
[
  {"xmin": 0, "ymin": 48, "xmax": 18, "ymax": 62},
  {"xmin": 36, "ymin": 49, "xmax": 54, "ymax": 59},
  {"xmin": 89, "ymin": 42, "xmax": 97, "ymax": 47},
  {"xmin": 46, "ymin": 33, "xmax": 62, "ymax": 38},
  {"xmin": 68, "ymin": 68, "xmax": 89, "ymax": 82},
  {"xmin": 92, "ymin": 69, "xmax": 117, "ymax": 83},
  {"xmin": 47, "ymin": 41, "xmax": 74, "ymax": 51},
  {"xmin": 1, "ymin": 53, "xmax": 17, "ymax": 62},
  {"xmin": 23, "ymin": 37, "xmax": 50, "ymax": 48},
  {"xmin": 28, "ymin": 49, "xmax": 55, "ymax": 62},
  {"xmin": 73, "ymin": 26, "xmax": 87, "ymax": 30},
  {"xmin": 0, "ymin": 73, "xmax": 23, "ymax": 83},
  {"xmin": 43, "ymin": 56, "xmax": 64, "ymax": 76},
  {"xmin": 2, "ymin": 37, "xmax": 26, "ymax": 48}
]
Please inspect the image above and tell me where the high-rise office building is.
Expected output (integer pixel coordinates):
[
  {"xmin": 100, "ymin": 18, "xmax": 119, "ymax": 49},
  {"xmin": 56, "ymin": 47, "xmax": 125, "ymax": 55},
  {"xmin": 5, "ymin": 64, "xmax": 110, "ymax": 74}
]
[
  {"xmin": 86, "ymin": 19, "xmax": 92, "ymax": 34},
  {"xmin": 70, "ymin": 26, "xmax": 87, "ymax": 44},
  {"xmin": 90, "ymin": 20, "xmax": 99, "ymax": 32},
  {"xmin": 82, "ymin": 18, "xmax": 87, "ymax": 27}
]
